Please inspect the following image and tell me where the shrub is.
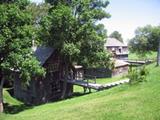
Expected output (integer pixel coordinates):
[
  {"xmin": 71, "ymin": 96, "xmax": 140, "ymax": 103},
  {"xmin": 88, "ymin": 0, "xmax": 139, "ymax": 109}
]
[{"xmin": 128, "ymin": 66, "xmax": 149, "ymax": 84}]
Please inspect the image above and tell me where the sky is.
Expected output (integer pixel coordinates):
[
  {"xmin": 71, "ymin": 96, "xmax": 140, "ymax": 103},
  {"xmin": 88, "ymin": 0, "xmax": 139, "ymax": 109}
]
[
  {"xmin": 31, "ymin": 0, "xmax": 160, "ymax": 43},
  {"xmin": 31, "ymin": 0, "xmax": 44, "ymax": 4},
  {"xmin": 101, "ymin": 0, "xmax": 160, "ymax": 43}
]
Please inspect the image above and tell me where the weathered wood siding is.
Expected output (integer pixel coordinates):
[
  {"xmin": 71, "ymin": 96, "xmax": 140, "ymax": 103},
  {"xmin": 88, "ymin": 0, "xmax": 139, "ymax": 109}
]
[
  {"xmin": 84, "ymin": 68, "xmax": 112, "ymax": 78},
  {"xmin": 14, "ymin": 51, "xmax": 73, "ymax": 105},
  {"xmin": 107, "ymin": 46, "xmax": 128, "ymax": 54},
  {"xmin": 116, "ymin": 54, "xmax": 128, "ymax": 60},
  {"xmin": 14, "ymin": 73, "xmax": 37, "ymax": 104},
  {"xmin": 84, "ymin": 65, "xmax": 128, "ymax": 78},
  {"xmin": 106, "ymin": 46, "xmax": 128, "ymax": 60},
  {"xmin": 112, "ymin": 65, "xmax": 129, "ymax": 76}
]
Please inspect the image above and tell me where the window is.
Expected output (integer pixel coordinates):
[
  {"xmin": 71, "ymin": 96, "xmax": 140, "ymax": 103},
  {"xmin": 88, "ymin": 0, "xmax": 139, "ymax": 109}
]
[{"xmin": 118, "ymin": 47, "xmax": 122, "ymax": 53}]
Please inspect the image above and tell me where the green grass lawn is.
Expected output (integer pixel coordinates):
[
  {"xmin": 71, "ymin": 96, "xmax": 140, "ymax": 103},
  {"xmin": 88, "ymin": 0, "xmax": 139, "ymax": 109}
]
[
  {"xmin": 128, "ymin": 51, "xmax": 157, "ymax": 60},
  {"xmin": 1, "ymin": 63, "xmax": 160, "ymax": 120},
  {"xmin": 3, "ymin": 89, "xmax": 22, "ymax": 106}
]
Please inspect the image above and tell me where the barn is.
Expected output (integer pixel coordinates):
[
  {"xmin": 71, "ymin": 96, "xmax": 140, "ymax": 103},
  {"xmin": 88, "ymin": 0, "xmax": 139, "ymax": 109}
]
[
  {"xmin": 104, "ymin": 38, "xmax": 128, "ymax": 60},
  {"xmin": 112, "ymin": 59, "xmax": 129, "ymax": 76},
  {"xmin": 14, "ymin": 47, "xmax": 73, "ymax": 105},
  {"xmin": 84, "ymin": 59, "xmax": 129, "ymax": 78}
]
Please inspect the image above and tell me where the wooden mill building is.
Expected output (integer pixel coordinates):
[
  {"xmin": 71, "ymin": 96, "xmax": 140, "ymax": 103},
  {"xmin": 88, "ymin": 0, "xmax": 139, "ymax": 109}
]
[
  {"xmin": 84, "ymin": 38, "xmax": 129, "ymax": 78},
  {"xmin": 14, "ymin": 47, "xmax": 73, "ymax": 105},
  {"xmin": 104, "ymin": 38, "xmax": 128, "ymax": 60}
]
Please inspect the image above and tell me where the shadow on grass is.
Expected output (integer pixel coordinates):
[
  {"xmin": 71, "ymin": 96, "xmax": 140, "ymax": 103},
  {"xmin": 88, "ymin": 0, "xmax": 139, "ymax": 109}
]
[
  {"xmin": 3, "ymin": 93, "xmax": 90, "ymax": 114},
  {"xmin": 71, "ymin": 92, "xmax": 91, "ymax": 98},
  {"xmin": 4, "ymin": 89, "xmax": 92, "ymax": 114},
  {"xmin": 4, "ymin": 103, "xmax": 33, "ymax": 114}
]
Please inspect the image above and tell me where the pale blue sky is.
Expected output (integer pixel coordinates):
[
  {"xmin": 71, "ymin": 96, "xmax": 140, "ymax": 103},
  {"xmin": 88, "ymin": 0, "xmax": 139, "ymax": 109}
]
[
  {"xmin": 102, "ymin": 0, "xmax": 160, "ymax": 43},
  {"xmin": 31, "ymin": 0, "xmax": 160, "ymax": 43},
  {"xmin": 31, "ymin": 0, "xmax": 44, "ymax": 3}
]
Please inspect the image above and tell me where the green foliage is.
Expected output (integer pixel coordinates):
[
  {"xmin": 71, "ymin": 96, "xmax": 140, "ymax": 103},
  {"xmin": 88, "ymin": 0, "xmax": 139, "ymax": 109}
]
[
  {"xmin": 128, "ymin": 25, "xmax": 160, "ymax": 54},
  {"xmin": 0, "ymin": 0, "xmax": 30, "ymax": 8},
  {"xmin": 26, "ymin": 3, "xmax": 51, "ymax": 45},
  {"xmin": 128, "ymin": 25, "xmax": 160, "ymax": 66},
  {"xmin": 62, "ymin": 43, "xmax": 80, "ymax": 58},
  {"xmin": 128, "ymin": 66, "xmax": 148, "ymax": 84},
  {"xmin": 0, "ymin": 1, "xmax": 45, "ymax": 83},
  {"xmin": 109, "ymin": 31, "xmax": 123, "ymax": 43},
  {"xmin": 128, "ymin": 52, "xmax": 157, "ymax": 60},
  {"xmin": 41, "ymin": 0, "xmax": 112, "ymax": 68},
  {"xmin": 26, "ymin": 3, "xmax": 51, "ymax": 24}
]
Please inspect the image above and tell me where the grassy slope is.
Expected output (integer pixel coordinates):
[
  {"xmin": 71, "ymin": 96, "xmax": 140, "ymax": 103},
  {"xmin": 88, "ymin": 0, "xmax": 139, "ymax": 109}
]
[
  {"xmin": 128, "ymin": 52, "xmax": 157, "ymax": 60},
  {"xmin": 3, "ymin": 89, "xmax": 22, "ymax": 106},
  {"xmin": 2, "ymin": 63, "xmax": 160, "ymax": 120}
]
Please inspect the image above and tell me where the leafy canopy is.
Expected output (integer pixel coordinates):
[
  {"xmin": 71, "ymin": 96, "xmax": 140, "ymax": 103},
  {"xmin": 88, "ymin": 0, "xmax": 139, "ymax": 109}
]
[
  {"xmin": 128, "ymin": 25, "xmax": 160, "ymax": 54},
  {"xmin": 41, "ymin": 0, "xmax": 112, "ymax": 68},
  {"xmin": 0, "ymin": 0, "xmax": 45, "ymax": 84},
  {"xmin": 109, "ymin": 31, "xmax": 123, "ymax": 43}
]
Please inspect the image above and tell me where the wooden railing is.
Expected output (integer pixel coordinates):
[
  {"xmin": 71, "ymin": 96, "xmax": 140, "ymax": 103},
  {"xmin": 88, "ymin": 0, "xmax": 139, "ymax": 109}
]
[
  {"xmin": 127, "ymin": 58, "xmax": 155, "ymax": 62},
  {"xmin": 125, "ymin": 59, "xmax": 155, "ymax": 65},
  {"xmin": 67, "ymin": 73, "xmax": 96, "ymax": 83},
  {"xmin": 83, "ymin": 74, "xmax": 97, "ymax": 84}
]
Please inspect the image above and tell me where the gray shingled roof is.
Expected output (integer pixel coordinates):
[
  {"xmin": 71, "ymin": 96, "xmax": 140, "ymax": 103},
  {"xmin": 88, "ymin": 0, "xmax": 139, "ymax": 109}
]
[
  {"xmin": 104, "ymin": 38, "xmax": 127, "ymax": 47},
  {"xmin": 33, "ymin": 46, "xmax": 54, "ymax": 65},
  {"xmin": 114, "ymin": 59, "xmax": 129, "ymax": 68}
]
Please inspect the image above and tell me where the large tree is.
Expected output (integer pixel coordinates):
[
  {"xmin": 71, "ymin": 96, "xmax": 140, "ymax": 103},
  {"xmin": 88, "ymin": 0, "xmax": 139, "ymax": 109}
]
[
  {"xmin": 128, "ymin": 25, "xmax": 160, "ymax": 66},
  {"xmin": 109, "ymin": 31, "xmax": 123, "ymax": 43},
  {"xmin": 27, "ymin": 3, "xmax": 51, "ymax": 25},
  {"xmin": 0, "ymin": 0, "xmax": 45, "ymax": 112},
  {"xmin": 40, "ymin": 0, "xmax": 112, "ymax": 98},
  {"xmin": 26, "ymin": 2, "xmax": 51, "ymax": 45}
]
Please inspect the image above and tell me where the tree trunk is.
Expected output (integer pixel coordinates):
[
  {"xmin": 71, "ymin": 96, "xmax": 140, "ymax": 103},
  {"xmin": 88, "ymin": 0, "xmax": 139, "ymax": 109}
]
[
  {"xmin": 0, "ymin": 77, "xmax": 5, "ymax": 113},
  {"xmin": 61, "ymin": 64, "xmax": 69, "ymax": 99},
  {"xmin": 157, "ymin": 38, "xmax": 160, "ymax": 66},
  {"xmin": 61, "ymin": 55, "xmax": 73, "ymax": 99}
]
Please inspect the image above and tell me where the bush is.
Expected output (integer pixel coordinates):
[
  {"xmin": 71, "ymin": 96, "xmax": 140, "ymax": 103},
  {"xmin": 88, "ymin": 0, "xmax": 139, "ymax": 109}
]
[{"xmin": 128, "ymin": 66, "xmax": 149, "ymax": 84}]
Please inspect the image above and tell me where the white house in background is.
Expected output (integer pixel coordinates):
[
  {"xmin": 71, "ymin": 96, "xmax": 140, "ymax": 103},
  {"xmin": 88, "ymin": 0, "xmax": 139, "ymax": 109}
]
[{"xmin": 104, "ymin": 38, "xmax": 128, "ymax": 60}]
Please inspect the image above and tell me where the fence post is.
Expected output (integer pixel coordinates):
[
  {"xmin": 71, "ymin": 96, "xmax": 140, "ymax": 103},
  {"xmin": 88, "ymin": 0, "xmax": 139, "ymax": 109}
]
[{"xmin": 94, "ymin": 76, "xmax": 96, "ymax": 84}]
